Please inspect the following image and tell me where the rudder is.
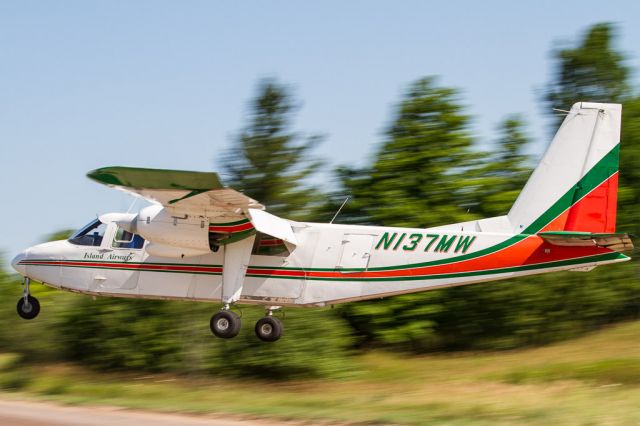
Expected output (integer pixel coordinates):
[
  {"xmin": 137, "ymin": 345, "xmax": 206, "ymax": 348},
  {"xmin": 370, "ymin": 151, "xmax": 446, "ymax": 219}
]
[{"xmin": 508, "ymin": 102, "xmax": 621, "ymax": 234}]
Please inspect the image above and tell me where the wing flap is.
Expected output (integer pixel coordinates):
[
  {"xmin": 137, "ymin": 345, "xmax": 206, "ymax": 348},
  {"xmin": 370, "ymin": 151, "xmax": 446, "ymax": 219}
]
[{"xmin": 538, "ymin": 231, "xmax": 634, "ymax": 252}]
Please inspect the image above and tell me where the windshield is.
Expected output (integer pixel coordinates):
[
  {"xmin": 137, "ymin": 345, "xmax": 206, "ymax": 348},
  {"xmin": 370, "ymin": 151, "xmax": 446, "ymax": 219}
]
[{"xmin": 68, "ymin": 219, "xmax": 107, "ymax": 247}]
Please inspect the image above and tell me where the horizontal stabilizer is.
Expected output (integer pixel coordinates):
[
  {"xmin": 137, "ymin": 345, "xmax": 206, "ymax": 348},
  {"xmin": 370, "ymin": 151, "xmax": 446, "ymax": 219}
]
[{"xmin": 538, "ymin": 231, "xmax": 634, "ymax": 252}]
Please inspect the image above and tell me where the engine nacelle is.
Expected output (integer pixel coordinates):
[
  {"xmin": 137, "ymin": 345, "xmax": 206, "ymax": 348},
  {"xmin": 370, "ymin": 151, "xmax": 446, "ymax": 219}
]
[{"xmin": 132, "ymin": 205, "xmax": 211, "ymax": 257}]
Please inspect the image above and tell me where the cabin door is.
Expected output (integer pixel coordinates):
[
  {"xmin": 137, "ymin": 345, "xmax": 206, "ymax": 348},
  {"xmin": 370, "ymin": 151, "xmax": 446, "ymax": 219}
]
[{"xmin": 337, "ymin": 234, "xmax": 375, "ymax": 271}]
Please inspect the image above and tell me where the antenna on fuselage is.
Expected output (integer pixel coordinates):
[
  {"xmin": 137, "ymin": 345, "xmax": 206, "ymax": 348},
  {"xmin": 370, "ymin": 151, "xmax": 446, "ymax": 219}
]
[{"xmin": 330, "ymin": 197, "xmax": 350, "ymax": 224}]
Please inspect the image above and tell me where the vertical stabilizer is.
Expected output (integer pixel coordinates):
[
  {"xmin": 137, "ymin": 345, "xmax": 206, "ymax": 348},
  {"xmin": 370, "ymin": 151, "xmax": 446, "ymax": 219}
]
[{"xmin": 508, "ymin": 102, "xmax": 621, "ymax": 234}]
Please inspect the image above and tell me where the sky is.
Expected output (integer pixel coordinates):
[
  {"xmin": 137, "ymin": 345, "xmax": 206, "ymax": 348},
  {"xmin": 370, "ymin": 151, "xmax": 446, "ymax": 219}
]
[{"xmin": 1, "ymin": 0, "xmax": 639, "ymax": 264}]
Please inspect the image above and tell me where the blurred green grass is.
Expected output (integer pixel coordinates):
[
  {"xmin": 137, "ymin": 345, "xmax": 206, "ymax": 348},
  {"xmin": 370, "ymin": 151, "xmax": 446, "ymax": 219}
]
[{"xmin": 1, "ymin": 320, "xmax": 640, "ymax": 425}]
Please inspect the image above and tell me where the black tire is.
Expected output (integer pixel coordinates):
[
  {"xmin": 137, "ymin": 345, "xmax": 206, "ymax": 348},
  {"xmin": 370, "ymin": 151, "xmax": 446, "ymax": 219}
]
[
  {"xmin": 210, "ymin": 310, "xmax": 241, "ymax": 338},
  {"xmin": 255, "ymin": 316, "xmax": 283, "ymax": 342},
  {"xmin": 17, "ymin": 296, "xmax": 40, "ymax": 320}
]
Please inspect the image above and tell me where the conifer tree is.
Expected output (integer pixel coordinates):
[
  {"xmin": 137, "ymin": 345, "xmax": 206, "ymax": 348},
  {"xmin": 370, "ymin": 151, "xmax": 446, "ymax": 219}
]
[
  {"xmin": 223, "ymin": 78, "xmax": 323, "ymax": 219},
  {"xmin": 545, "ymin": 23, "xmax": 629, "ymax": 126},
  {"xmin": 339, "ymin": 77, "xmax": 479, "ymax": 350},
  {"xmin": 544, "ymin": 23, "xmax": 639, "ymax": 235},
  {"xmin": 340, "ymin": 77, "xmax": 477, "ymax": 229},
  {"xmin": 474, "ymin": 116, "xmax": 531, "ymax": 218}
]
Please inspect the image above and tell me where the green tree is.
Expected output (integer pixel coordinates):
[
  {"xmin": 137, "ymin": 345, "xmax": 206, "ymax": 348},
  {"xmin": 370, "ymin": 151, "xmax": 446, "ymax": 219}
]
[
  {"xmin": 430, "ymin": 24, "xmax": 640, "ymax": 351},
  {"xmin": 473, "ymin": 116, "xmax": 532, "ymax": 217},
  {"xmin": 339, "ymin": 77, "xmax": 480, "ymax": 350},
  {"xmin": 545, "ymin": 23, "xmax": 629, "ymax": 126},
  {"xmin": 434, "ymin": 23, "xmax": 640, "ymax": 352},
  {"xmin": 544, "ymin": 22, "xmax": 639, "ymax": 237},
  {"xmin": 618, "ymin": 97, "xmax": 640, "ymax": 236},
  {"xmin": 338, "ymin": 77, "xmax": 477, "ymax": 229},
  {"xmin": 223, "ymin": 78, "xmax": 323, "ymax": 220},
  {"xmin": 342, "ymin": 24, "xmax": 640, "ymax": 351}
]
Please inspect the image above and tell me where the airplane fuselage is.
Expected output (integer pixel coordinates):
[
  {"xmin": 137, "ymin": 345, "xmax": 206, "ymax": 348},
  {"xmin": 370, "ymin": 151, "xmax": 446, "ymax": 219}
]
[{"xmin": 13, "ymin": 215, "xmax": 627, "ymax": 307}]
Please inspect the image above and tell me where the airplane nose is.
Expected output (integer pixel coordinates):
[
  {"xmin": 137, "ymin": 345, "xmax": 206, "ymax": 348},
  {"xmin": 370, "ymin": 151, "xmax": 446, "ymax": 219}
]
[{"xmin": 11, "ymin": 251, "xmax": 28, "ymax": 275}]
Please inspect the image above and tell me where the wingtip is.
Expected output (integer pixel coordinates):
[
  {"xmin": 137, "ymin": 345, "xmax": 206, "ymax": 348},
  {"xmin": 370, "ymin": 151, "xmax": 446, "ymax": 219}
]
[{"xmin": 86, "ymin": 167, "xmax": 122, "ymax": 186}]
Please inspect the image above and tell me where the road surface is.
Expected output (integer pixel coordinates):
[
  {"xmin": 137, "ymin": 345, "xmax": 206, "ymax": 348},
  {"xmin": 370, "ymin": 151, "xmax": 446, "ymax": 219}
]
[{"xmin": 0, "ymin": 398, "xmax": 290, "ymax": 426}]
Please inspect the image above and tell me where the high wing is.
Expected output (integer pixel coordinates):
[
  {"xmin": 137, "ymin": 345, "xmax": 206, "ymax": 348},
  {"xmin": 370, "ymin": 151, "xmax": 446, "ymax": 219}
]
[
  {"xmin": 538, "ymin": 231, "xmax": 634, "ymax": 252},
  {"xmin": 87, "ymin": 166, "xmax": 264, "ymax": 214},
  {"xmin": 88, "ymin": 166, "xmax": 298, "ymax": 246}
]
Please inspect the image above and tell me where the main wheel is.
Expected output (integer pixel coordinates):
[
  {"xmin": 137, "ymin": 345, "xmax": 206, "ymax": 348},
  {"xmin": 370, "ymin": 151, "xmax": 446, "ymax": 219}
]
[
  {"xmin": 17, "ymin": 295, "xmax": 40, "ymax": 320},
  {"xmin": 255, "ymin": 316, "xmax": 283, "ymax": 342},
  {"xmin": 210, "ymin": 310, "xmax": 241, "ymax": 338}
]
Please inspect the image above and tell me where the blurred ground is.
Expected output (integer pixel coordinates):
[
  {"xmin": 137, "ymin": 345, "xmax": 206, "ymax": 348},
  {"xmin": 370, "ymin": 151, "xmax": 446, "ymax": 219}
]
[
  {"xmin": 0, "ymin": 398, "xmax": 285, "ymax": 426},
  {"xmin": 2, "ymin": 320, "xmax": 640, "ymax": 425}
]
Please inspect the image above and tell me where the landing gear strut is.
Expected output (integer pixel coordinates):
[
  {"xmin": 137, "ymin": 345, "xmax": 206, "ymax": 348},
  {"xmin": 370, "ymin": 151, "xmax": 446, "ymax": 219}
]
[
  {"xmin": 210, "ymin": 305, "xmax": 241, "ymax": 339},
  {"xmin": 17, "ymin": 277, "xmax": 40, "ymax": 320},
  {"xmin": 255, "ymin": 307, "xmax": 283, "ymax": 342}
]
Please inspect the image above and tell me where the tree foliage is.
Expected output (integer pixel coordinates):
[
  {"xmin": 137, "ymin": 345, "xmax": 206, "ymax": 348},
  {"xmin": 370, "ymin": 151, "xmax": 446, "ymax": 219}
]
[
  {"xmin": 340, "ymin": 23, "xmax": 639, "ymax": 352},
  {"xmin": 473, "ymin": 116, "xmax": 532, "ymax": 217},
  {"xmin": 223, "ymin": 78, "xmax": 323, "ymax": 220},
  {"xmin": 339, "ymin": 77, "xmax": 481, "ymax": 350},
  {"xmin": 618, "ymin": 97, "xmax": 640, "ymax": 236},
  {"xmin": 545, "ymin": 23, "xmax": 630, "ymax": 125},
  {"xmin": 54, "ymin": 296, "xmax": 355, "ymax": 379},
  {"xmin": 544, "ymin": 22, "xmax": 640, "ymax": 238},
  {"xmin": 338, "ymin": 77, "xmax": 477, "ymax": 228}
]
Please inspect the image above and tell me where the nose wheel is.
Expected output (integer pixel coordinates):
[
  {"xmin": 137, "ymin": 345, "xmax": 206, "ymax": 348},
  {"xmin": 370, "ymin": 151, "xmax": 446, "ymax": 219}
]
[{"xmin": 17, "ymin": 278, "xmax": 40, "ymax": 320}]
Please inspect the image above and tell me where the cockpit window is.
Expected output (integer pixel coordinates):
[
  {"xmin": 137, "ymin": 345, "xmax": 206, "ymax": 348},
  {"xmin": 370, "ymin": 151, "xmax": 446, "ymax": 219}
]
[
  {"xmin": 68, "ymin": 219, "xmax": 107, "ymax": 247},
  {"xmin": 112, "ymin": 227, "xmax": 145, "ymax": 249}
]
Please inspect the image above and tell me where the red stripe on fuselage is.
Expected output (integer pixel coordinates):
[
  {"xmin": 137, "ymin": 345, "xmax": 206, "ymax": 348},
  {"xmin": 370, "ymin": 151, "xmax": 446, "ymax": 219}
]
[
  {"xmin": 20, "ymin": 236, "xmax": 613, "ymax": 280},
  {"xmin": 20, "ymin": 260, "xmax": 222, "ymax": 274},
  {"xmin": 246, "ymin": 236, "xmax": 612, "ymax": 279},
  {"xmin": 208, "ymin": 222, "xmax": 254, "ymax": 233}
]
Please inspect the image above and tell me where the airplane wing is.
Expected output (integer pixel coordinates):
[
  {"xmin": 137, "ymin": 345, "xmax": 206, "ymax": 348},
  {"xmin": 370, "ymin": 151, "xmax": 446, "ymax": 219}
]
[
  {"xmin": 87, "ymin": 166, "xmax": 264, "ymax": 214},
  {"xmin": 538, "ymin": 231, "xmax": 634, "ymax": 252}
]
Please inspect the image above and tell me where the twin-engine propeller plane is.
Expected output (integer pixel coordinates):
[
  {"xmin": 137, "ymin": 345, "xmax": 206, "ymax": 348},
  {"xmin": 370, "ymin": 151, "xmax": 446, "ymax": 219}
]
[{"xmin": 11, "ymin": 102, "xmax": 634, "ymax": 341}]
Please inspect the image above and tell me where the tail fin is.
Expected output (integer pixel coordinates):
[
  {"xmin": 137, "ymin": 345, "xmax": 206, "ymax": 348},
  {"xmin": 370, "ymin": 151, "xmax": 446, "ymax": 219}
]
[{"xmin": 508, "ymin": 102, "xmax": 621, "ymax": 234}]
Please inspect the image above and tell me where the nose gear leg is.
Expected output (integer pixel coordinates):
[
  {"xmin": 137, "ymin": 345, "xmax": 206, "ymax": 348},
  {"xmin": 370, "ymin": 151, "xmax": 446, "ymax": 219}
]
[{"xmin": 17, "ymin": 277, "xmax": 40, "ymax": 320}]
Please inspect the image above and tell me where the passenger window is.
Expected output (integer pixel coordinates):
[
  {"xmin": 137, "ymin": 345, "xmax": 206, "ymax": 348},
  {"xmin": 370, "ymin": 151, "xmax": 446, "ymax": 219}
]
[
  {"xmin": 112, "ymin": 227, "xmax": 145, "ymax": 249},
  {"xmin": 68, "ymin": 219, "xmax": 108, "ymax": 247},
  {"xmin": 252, "ymin": 232, "xmax": 289, "ymax": 256}
]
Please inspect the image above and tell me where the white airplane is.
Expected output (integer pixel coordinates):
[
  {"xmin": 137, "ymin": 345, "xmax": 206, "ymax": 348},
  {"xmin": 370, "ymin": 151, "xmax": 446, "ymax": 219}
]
[{"xmin": 11, "ymin": 102, "xmax": 634, "ymax": 342}]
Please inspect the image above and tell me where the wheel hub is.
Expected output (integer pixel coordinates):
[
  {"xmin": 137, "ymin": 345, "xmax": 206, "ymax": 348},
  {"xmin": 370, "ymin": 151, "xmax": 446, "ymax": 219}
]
[
  {"xmin": 260, "ymin": 323, "xmax": 273, "ymax": 335},
  {"xmin": 217, "ymin": 318, "xmax": 229, "ymax": 331}
]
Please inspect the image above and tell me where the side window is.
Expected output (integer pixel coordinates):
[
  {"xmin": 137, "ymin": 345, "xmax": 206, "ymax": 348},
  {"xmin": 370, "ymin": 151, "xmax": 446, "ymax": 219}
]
[
  {"xmin": 68, "ymin": 219, "xmax": 108, "ymax": 247},
  {"xmin": 112, "ymin": 227, "xmax": 145, "ymax": 249},
  {"xmin": 252, "ymin": 232, "xmax": 290, "ymax": 256}
]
